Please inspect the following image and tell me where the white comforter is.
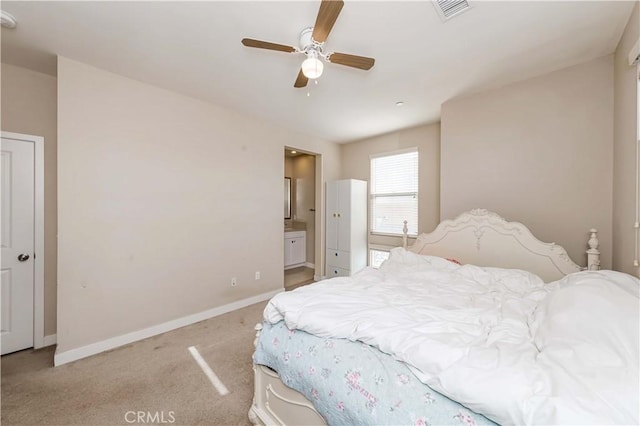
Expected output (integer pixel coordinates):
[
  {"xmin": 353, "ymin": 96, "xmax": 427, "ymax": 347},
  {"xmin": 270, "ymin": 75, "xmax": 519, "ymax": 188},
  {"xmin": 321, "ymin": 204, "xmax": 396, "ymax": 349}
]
[{"xmin": 264, "ymin": 248, "xmax": 639, "ymax": 425}]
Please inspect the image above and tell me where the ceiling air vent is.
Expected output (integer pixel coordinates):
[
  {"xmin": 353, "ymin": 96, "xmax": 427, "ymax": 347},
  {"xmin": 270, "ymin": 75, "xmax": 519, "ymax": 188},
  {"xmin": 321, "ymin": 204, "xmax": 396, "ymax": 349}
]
[{"xmin": 433, "ymin": 0, "xmax": 471, "ymax": 21}]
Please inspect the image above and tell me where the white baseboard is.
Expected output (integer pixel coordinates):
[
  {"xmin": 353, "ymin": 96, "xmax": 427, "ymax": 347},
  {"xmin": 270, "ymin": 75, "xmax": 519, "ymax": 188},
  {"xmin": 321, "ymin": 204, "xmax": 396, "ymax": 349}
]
[
  {"xmin": 284, "ymin": 263, "xmax": 315, "ymax": 271},
  {"xmin": 54, "ymin": 289, "xmax": 283, "ymax": 367},
  {"xmin": 43, "ymin": 334, "xmax": 57, "ymax": 347}
]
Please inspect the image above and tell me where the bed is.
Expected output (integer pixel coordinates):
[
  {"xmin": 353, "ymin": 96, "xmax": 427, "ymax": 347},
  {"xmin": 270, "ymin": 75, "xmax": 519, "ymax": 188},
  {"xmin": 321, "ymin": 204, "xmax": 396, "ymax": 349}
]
[{"xmin": 249, "ymin": 209, "xmax": 639, "ymax": 425}]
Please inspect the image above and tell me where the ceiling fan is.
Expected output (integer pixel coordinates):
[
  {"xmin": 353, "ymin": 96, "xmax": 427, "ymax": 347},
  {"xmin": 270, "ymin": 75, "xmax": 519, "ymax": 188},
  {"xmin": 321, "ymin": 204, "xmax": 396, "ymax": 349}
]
[{"xmin": 241, "ymin": 0, "xmax": 375, "ymax": 88}]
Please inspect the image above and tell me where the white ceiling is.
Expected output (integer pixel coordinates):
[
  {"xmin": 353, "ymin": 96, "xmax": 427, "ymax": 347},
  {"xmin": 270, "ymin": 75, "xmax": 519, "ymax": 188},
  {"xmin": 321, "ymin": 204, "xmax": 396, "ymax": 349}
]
[{"xmin": 1, "ymin": 1, "xmax": 635, "ymax": 143}]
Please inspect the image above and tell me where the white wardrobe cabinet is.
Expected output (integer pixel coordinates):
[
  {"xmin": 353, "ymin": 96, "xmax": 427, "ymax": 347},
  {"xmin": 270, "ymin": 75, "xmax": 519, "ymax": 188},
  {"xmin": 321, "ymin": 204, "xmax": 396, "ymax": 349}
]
[{"xmin": 325, "ymin": 179, "xmax": 367, "ymax": 277}]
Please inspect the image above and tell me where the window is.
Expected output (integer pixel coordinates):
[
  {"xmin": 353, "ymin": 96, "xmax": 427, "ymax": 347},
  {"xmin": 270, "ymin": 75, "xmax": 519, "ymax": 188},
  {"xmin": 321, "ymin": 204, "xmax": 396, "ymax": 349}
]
[
  {"xmin": 369, "ymin": 248, "xmax": 391, "ymax": 268},
  {"xmin": 370, "ymin": 148, "xmax": 418, "ymax": 236}
]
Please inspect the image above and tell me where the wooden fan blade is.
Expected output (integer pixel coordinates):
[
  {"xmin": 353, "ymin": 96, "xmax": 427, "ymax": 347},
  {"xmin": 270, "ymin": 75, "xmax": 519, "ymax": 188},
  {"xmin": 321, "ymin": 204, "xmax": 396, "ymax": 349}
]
[
  {"xmin": 312, "ymin": 0, "xmax": 344, "ymax": 43},
  {"xmin": 328, "ymin": 52, "xmax": 375, "ymax": 70},
  {"xmin": 294, "ymin": 69, "xmax": 309, "ymax": 88},
  {"xmin": 241, "ymin": 38, "xmax": 296, "ymax": 53}
]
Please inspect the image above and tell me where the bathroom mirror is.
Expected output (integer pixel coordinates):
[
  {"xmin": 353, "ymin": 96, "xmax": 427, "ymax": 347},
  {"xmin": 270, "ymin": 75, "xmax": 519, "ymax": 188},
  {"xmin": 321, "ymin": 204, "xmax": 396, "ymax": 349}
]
[{"xmin": 284, "ymin": 177, "xmax": 291, "ymax": 219}]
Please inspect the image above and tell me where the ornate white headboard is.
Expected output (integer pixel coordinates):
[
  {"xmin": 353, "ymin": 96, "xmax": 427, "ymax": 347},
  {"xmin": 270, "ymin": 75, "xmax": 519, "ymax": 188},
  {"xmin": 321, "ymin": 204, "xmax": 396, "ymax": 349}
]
[{"xmin": 403, "ymin": 209, "xmax": 599, "ymax": 282}]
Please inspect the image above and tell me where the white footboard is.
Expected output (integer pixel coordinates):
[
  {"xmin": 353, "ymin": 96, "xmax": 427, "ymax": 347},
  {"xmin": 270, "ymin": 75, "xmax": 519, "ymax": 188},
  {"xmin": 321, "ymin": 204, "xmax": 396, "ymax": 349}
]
[{"xmin": 249, "ymin": 323, "xmax": 327, "ymax": 426}]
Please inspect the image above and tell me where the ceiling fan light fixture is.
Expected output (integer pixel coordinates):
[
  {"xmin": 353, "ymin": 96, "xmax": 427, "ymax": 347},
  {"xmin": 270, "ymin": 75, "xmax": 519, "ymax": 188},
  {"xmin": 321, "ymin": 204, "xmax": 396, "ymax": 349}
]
[
  {"xmin": 240, "ymin": 0, "xmax": 374, "ymax": 88},
  {"xmin": 0, "ymin": 10, "xmax": 17, "ymax": 29},
  {"xmin": 301, "ymin": 56, "xmax": 324, "ymax": 79}
]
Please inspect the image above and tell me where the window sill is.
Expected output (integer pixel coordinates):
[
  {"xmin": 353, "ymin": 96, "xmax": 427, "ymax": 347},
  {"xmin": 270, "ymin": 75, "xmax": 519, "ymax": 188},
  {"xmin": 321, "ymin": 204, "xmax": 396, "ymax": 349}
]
[{"xmin": 370, "ymin": 231, "xmax": 418, "ymax": 238}]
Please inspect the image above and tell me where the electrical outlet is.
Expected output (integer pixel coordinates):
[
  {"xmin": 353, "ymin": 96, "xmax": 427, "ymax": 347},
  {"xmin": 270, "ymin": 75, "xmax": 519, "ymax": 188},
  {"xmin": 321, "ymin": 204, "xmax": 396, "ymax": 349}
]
[
  {"xmin": 231, "ymin": 277, "xmax": 237, "ymax": 287},
  {"xmin": 255, "ymin": 271, "xmax": 261, "ymax": 280}
]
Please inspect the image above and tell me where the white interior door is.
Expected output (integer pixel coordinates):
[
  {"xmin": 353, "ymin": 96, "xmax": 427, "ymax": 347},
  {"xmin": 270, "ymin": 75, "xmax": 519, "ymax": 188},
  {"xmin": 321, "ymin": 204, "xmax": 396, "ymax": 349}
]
[{"xmin": 1, "ymin": 137, "xmax": 35, "ymax": 355}]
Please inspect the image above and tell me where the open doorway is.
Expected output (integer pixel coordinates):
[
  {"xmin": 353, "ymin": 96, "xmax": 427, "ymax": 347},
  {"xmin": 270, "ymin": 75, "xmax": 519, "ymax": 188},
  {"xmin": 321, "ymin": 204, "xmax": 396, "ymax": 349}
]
[{"xmin": 284, "ymin": 147, "xmax": 318, "ymax": 290}]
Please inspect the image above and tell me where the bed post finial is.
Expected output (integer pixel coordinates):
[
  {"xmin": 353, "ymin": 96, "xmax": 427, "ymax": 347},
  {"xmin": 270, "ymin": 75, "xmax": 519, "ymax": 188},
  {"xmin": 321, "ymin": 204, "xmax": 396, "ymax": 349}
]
[
  {"xmin": 587, "ymin": 228, "xmax": 600, "ymax": 271},
  {"xmin": 253, "ymin": 323, "xmax": 263, "ymax": 348},
  {"xmin": 402, "ymin": 220, "xmax": 408, "ymax": 250}
]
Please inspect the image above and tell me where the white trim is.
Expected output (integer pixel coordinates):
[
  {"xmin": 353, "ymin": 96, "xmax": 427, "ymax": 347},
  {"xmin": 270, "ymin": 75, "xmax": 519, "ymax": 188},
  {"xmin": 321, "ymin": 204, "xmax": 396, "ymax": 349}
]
[
  {"xmin": 284, "ymin": 262, "xmax": 306, "ymax": 271},
  {"xmin": 634, "ymin": 72, "xmax": 639, "ymax": 274},
  {"xmin": 284, "ymin": 262, "xmax": 315, "ymax": 276},
  {"xmin": 628, "ymin": 38, "xmax": 639, "ymax": 66},
  {"xmin": 1, "ymin": 131, "xmax": 45, "ymax": 350},
  {"xmin": 368, "ymin": 243, "xmax": 396, "ymax": 252},
  {"xmin": 315, "ymin": 154, "xmax": 325, "ymax": 279},
  {"xmin": 43, "ymin": 334, "xmax": 57, "ymax": 347},
  {"xmin": 369, "ymin": 146, "xmax": 418, "ymax": 159},
  {"xmin": 53, "ymin": 289, "xmax": 282, "ymax": 366},
  {"xmin": 33, "ymin": 135, "xmax": 44, "ymax": 348},
  {"xmin": 370, "ymin": 231, "xmax": 418, "ymax": 238}
]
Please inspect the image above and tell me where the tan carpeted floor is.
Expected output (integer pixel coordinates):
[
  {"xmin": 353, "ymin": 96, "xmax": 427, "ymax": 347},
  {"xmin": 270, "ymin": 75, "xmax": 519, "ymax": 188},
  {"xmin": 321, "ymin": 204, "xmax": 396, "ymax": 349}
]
[{"xmin": 1, "ymin": 301, "xmax": 269, "ymax": 426}]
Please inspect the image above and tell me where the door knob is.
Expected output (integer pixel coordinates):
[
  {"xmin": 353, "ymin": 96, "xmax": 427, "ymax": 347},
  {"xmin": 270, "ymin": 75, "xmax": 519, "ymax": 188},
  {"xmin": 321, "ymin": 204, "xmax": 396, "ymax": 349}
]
[{"xmin": 18, "ymin": 253, "xmax": 30, "ymax": 262}]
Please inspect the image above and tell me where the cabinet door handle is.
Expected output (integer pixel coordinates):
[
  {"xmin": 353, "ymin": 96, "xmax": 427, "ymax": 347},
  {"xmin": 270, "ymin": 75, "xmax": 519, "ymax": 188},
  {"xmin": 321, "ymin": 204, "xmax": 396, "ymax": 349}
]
[{"xmin": 334, "ymin": 252, "xmax": 338, "ymax": 256}]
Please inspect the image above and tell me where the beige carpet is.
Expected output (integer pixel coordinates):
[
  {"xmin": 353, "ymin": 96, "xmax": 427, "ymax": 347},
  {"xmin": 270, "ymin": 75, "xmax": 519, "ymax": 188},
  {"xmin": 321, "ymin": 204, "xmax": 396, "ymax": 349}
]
[{"xmin": 1, "ymin": 301, "xmax": 268, "ymax": 426}]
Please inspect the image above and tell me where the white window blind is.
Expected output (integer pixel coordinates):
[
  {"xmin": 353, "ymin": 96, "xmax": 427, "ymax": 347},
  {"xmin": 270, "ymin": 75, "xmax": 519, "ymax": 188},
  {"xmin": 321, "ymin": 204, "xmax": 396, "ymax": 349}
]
[
  {"xmin": 370, "ymin": 149, "xmax": 418, "ymax": 236},
  {"xmin": 369, "ymin": 249, "xmax": 391, "ymax": 268}
]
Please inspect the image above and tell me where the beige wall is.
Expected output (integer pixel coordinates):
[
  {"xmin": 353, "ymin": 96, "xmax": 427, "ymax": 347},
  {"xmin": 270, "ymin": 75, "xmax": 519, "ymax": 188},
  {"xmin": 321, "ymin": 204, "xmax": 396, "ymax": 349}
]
[
  {"xmin": 292, "ymin": 154, "xmax": 316, "ymax": 264},
  {"xmin": 1, "ymin": 63, "xmax": 58, "ymax": 336},
  {"xmin": 340, "ymin": 123, "xmax": 441, "ymax": 247},
  {"xmin": 56, "ymin": 57, "xmax": 340, "ymax": 353},
  {"xmin": 441, "ymin": 55, "xmax": 614, "ymax": 270},
  {"xmin": 613, "ymin": 2, "xmax": 639, "ymax": 277},
  {"xmin": 284, "ymin": 157, "xmax": 293, "ymax": 181}
]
